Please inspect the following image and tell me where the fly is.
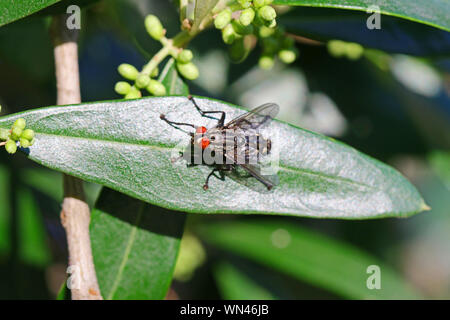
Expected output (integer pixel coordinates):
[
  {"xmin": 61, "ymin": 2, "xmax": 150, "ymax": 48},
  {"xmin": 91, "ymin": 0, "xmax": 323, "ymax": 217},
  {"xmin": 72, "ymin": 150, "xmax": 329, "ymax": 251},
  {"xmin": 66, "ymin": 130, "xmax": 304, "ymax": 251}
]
[{"xmin": 160, "ymin": 95, "xmax": 279, "ymax": 191}]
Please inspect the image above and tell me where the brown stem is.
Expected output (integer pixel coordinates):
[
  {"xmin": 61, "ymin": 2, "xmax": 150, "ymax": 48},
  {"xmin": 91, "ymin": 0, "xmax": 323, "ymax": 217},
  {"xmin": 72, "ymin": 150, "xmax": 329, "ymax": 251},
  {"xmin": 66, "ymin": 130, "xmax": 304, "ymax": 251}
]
[{"xmin": 50, "ymin": 15, "xmax": 102, "ymax": 300}]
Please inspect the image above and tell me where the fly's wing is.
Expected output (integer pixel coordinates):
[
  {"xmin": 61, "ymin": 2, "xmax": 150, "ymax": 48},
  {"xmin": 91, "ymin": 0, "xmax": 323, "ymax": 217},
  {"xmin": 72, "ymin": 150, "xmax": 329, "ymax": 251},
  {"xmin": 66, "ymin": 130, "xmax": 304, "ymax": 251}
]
[
  {"xmin": 239, "ymin": 163, "xmax": 279, "ymax": 190},
  {"xmin": 224, "ymin": 103, "xmax": 279, "ymax": 131},
  {"xmin": 222, "ymin": 103, "xmax": 279, "ymax": 191},
  {"xmin": 224, "ymin": 150, "xmax": 279, "ymax": 190}
]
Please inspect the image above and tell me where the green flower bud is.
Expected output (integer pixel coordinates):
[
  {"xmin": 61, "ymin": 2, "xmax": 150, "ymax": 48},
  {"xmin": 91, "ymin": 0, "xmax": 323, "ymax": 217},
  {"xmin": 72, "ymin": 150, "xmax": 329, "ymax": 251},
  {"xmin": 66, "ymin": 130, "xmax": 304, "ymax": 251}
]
[
  {"xmin": 19, "ymin": 138, "xmax": 30, "ymax": 148},
  {"xmin": 14, "ymin": 118, "xmax": 26, "ymax": 130},
  {"xmin": 264, "ymin": 0, "xmax": 274, "ymax": 4},
  {"xmin": 266, "ymin": 19, "xmax": 277, "ymax": 28},
  {"xmin": 259, "ymin": 25, "xmax": 275, "ymax": 38},
  {"xmin": 231, "ymin": 20, "xmax": 254, "ymax": 35},
  {"xmin": 21, "ymin": 129, "xmax": 35, "ymax": 141},
  {"xmin": 214, "ymin": 8, "xmax": 232, "ymax": 30},
  {"xmin": 5, "ymin": 140, "xmax": 17, "ymax": 154},
  {"xmin": 124, "ymin": 87, "xmax": 142, "ymax": 100},
  {"xmin": 151, "ymin": 67, "xmax": 159, "ymax": 78},
  {"xmin": 135, "ymin": 74, "xmax": 151, "ymax": 88},
  {"xmin": 262, "ymin": 37, "xmax": 279, "ymax": 53},
  {"xmin": 146, "ymin": 80, "xmax": 167, "ymax": 96},
  {"xmin": 229, "ymin": 37, "xmax": 251, "ymax": 63},
  {"xmin": 114, "ymin": 81, "xmax": 132, "ymax": 95},
  {"xmin": 177, "ymin": 62, "xmax": 199, "ymax": 80},
  {"xmin": 278, "ymin": 49, "xmax": 297, "ymax": 64},
  {"xmin": 258, "ymin": 55, "xmax": 274, "ymax": 70},
  {"xmin": 145, "ymin": 15, "xmax": 164, "ymax": 41},
  {"xmin": 253, "ymin": 0, "xmax": 266, "ymax": 8},
  {"xmin": 327, "ymin": 40, "xmax": 347, "ymax": 58},
  {"xmin": 178, "ymin": 49, "xmax": 194, "ymax": 64},
  {"xmin": 222, "ymin": 24, "xmax": 237, "ymax": 44},
  {"xmin": 11, "ymin": 126, "xmax": 22, "ymax": 140},
  {"xmin": 259, "ymin": 6, "xmax": 277, "ymax": 21},
  {"xmin": 238, "ymin": 0, "xmax": 252, "ymax": 8},
  {"xmin": 239, "ymin": 8, "xmax": 255, "ymax": 26},
  {"xmin": 345, "ymin": 42, "xmax": 364, "ymax": 60},
  {"xmin": 118, "ymin": 64, "xmax": 139, "ymax": 80},
  {"xmin": 281, "ymin": 36, "xmax": 295, "ymax": 49},
  {"xmin": 29, "ymin": 138, "xmax": 35, "ymax": 146}
]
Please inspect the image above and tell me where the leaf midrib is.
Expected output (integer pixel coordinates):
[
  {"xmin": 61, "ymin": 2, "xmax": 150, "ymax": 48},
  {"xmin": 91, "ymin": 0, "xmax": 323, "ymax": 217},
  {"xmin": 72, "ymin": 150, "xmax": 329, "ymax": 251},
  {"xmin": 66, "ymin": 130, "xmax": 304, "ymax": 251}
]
[
  {"xmin": 107, "ymin": 203, "xmax": 145, "ymax": 300},
  {"xmin": 32, "ymin": 131, "xmax": 376, "ymax": 191}
]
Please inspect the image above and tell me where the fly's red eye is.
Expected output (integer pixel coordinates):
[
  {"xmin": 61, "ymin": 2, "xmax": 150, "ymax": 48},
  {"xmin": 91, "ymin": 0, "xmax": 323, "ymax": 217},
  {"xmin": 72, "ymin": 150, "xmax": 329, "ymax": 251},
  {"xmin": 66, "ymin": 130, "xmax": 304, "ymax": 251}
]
[
  {"xmin": 201, "ymin": 138, "xmax": 210, "ymax": 149},
  {"xmin": 196, "ymin": 126, "xmax": 207, "ymax": 134}
]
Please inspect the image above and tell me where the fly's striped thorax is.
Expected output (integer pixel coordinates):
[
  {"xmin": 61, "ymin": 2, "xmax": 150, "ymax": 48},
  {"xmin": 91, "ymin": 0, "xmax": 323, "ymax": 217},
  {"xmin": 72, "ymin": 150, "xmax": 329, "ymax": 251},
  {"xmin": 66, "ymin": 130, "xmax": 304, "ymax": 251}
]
[{"xmin": 205, "ymin": 128, "xmax": 271, "ymax": 165}]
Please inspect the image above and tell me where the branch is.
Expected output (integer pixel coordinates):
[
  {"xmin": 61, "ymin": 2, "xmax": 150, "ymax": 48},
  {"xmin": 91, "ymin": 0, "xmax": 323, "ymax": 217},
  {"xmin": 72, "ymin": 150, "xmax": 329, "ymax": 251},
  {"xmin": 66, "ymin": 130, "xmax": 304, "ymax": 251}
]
[{"xmin": 50, "ymin": 14, "xmax": 102, "ymax": 300}]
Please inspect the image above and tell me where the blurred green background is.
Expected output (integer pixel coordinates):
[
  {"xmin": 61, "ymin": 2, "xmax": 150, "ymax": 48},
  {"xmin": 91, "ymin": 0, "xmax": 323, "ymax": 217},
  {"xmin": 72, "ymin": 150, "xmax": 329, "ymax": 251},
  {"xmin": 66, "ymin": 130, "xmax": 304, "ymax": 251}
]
[{"xmin": 0, "ymin": 0, "xmax": 449, "ymax": 299}]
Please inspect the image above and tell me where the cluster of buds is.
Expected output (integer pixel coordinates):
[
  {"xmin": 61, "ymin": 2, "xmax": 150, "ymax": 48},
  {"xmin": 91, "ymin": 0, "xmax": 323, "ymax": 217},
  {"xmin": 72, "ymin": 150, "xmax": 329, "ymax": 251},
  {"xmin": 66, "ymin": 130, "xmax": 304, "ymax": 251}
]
[
  {"xmin": 115, "ymin": 15, "xmax": 200, "ymax": 99},
  {"xmin": 0, "ymin": 118, "xmax": 35, "ymax": 154},
  {"xmin": 214, "ymin": 0, "xmax": 298, "ymax": 69},
  {"xmin": 257, "ymin": 25, "xmax": 298, "ymax": 70},
  {"xmin": 327, "ymin": 40, "xmax": 364, "ymax": 60},
  {"xmin": 175, "ymin": 48, "xmax": 199, "ymax": 80},
  {"xmin": 115, "ymin": 63, "xmax": 165, "ymax": 99}
]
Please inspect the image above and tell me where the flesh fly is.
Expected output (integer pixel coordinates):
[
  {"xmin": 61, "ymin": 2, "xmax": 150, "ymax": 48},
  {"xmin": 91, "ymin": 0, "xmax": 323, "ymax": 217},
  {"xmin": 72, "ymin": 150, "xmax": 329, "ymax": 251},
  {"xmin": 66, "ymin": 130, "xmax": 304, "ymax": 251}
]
[{"xmin": 160, "ymin": 96, "xmax": 279, "ymax": 190}]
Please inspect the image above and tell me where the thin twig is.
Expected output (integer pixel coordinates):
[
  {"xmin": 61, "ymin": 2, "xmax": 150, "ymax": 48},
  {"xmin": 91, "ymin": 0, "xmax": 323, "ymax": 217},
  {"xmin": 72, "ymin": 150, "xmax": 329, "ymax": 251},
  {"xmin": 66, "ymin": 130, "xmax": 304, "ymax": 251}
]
[
  {"xmin": 50, "ymin": 14, "xmax": 103, "ymax": 300},
  {"xmin": 285, "ymin": 32, "xmax": 324, "ymax": 46}
]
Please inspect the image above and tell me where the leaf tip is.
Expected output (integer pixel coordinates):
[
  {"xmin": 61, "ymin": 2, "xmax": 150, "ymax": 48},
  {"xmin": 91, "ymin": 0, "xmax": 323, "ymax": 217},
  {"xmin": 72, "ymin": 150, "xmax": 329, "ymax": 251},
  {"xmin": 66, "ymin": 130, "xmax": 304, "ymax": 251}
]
[{"xmin": 421, "ymin": 203, "xmax": 432, "ymax": 212}]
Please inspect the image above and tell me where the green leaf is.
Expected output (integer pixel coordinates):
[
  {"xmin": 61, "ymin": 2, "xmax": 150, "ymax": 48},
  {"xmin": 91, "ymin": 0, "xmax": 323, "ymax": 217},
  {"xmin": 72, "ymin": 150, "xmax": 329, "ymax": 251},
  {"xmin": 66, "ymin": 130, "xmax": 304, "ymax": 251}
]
[
  {"xmin": 274, "ymin": 0, "xmax": 450, "ymax": 32},
  {"xmin": 213, "ymin": 261, "xmax": 275, "ymax": 300},
  {"xmin": 199, "ymin": 220, "xmax": 421, "ymax": 299},
  {"xmin": 0, "ymin": 165, "xmax": 50, "ymax": 266},
  {"xmin": 56, "ymin": 280, "xmax": 71, "ymax": 300},
  {"xmin": 429, "ymin": 151, "xmax": 450, "ymax": 189},
  {"xmin": 0, "ymin": 0, "xmax": 99, "ymax": 27},
  {"xmin": 0, "ymin": 95, "xmax": 427, "ymax": 219},
  {"xmin": 17, "ymin": 187, "xmax": 51, "ymax": 267},
  {"xmin": 90, "ymin": 189, "xmax": 185, "ymax": 299},
  {"xmin": 0, "ymin": 166, "xmax": 11, "ymax": 256},
  {"xmin": 21, "ymin": 169, "xmax": 63, "ymax": 202},
  {"xmin": 279, "ymin": 7, "xmax": 450, "ymax": 56},
  {"xmin": 158, "ymin": 58, "xmax": 189, "ymax": 95},
  {"xmin": 0, "ymin": 0, "xmax": 60, "ymax": 27},
  {"xmin": 192, "ymin": 0, "xmax": 219, "ymax": 32},
  {"xmin": 90, "ymin": 59, "xmax": 187, "ymax": 300},
  {"xmin": 21, "ymin": 168, "xmax": 101, "ymax": 208}
]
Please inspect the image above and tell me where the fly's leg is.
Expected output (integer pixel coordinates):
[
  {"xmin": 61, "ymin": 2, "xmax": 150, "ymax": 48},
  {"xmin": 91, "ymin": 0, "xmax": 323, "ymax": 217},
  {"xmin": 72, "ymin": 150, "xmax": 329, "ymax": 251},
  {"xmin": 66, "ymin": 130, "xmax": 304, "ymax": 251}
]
[
  {"xmin": 188, "ymin": 95, "xmax": 226, "ymax": 127},
  {"xmin": 160, "ymin": 114, "xmax": 195, "ymax": 136},
  {"xmin": 203, "ymin": 165, "xmax": 233, "ymax": 190}
]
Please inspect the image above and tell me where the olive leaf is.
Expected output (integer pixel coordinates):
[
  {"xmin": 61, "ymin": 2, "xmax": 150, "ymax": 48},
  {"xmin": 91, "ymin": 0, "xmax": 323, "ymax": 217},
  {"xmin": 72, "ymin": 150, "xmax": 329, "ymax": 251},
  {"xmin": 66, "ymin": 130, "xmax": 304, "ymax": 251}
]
[
  {"xmin": 274, "ymin": 0, "xmax": 450, "ymax": 32},
  {"xmin": 0, "ymin": 94, "xmax": 427, "ymax": 218},
  {"xmin": 0, "ymin": 0, "xmax": 60, "ymax": 27},
  {"xmin": 191, "ymin": 0, "xmax": 220, "ymax": 32},
  {"xmin": 0, "ymin": 0, "xmax": 98, "ymax": 27},
  {"xmin": 199, "ymin": 220, "xmax": 422, "ymax": 299},
  {"xmin": 90, "ymin": 189, "xmax": 185, "ymax": 299}
]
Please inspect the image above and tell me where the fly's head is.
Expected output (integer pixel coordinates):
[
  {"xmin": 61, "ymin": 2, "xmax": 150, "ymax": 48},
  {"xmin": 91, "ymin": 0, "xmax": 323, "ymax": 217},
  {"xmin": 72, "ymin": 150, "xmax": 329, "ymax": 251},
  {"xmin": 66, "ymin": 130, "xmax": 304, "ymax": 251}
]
[
  {"xmin": 194, "ymin": 127, "xmax": 223, "ymax": 150},
  {"xmin": 194, "ymin": 126, "xmax": 210, "ymax": 150}
]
